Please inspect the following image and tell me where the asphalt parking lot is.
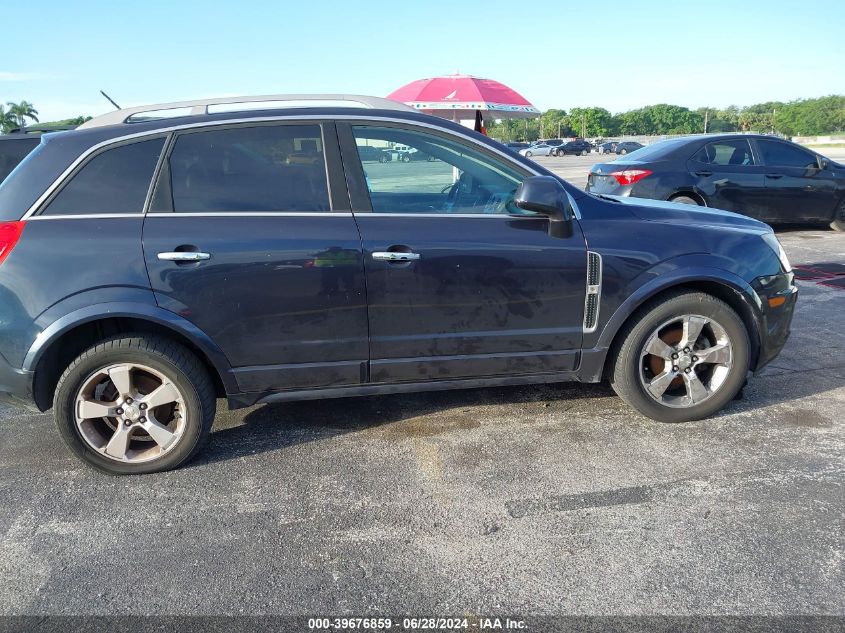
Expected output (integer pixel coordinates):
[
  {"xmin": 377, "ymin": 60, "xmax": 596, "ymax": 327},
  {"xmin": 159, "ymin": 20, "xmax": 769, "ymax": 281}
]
[{"xmin": 1, "ymin": 164, "xmax": 844, "ymax": 618}]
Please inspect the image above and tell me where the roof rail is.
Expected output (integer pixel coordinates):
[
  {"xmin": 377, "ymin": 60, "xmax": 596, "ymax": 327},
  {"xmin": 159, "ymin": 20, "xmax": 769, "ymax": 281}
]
[{"xmin": 78, "ymin": 94, "xmax": 414, "ymax": 129}]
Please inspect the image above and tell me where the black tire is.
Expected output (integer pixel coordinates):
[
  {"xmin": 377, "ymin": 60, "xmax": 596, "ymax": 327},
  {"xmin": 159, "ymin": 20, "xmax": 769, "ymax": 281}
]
[
  {"xmin": 402, "ymin": 155, "xmax": 410, "ymax": 162},
  {"xmin": 581, "ymin": 149, "xmax": 587, "ymax": 156},
  {"xmin": 609, "ymin": 291, "xmax": 750, "ymax": 423},
  {"xmin": 525, "ymin": 151, "xmax": 533, "ymax": 158},
  {"xmin": 620, "ymin": 149, "xmax": 627, "ymax": 154},
  {"xmin": 831, "ymin": 201, "xmax": 845, "ymax": 231},
  {"xmin": 670, "ymin": 195, "xmax": 702, "ymax": 206},
  {"xmin": 53, "ymin": 334, "xmax": 216, "ymax": 475}
]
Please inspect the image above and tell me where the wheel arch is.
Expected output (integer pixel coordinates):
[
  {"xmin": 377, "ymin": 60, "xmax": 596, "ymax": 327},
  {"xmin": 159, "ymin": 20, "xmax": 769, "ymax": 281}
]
[
  {"xmin": 27, "ymin": 304, "xmax": 236, "ymax": 412},
  {"xmin": 581, "ymin": 272, "xmax": 764, "ymax": 383},
  {"xmin": 668, "ymin": 189, "xmax": 707, "ymax": 206}
]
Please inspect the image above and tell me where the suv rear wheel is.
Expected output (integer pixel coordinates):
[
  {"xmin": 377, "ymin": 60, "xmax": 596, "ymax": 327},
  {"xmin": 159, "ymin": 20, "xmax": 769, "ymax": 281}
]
[
  {"xmin": 610, "ymin": 291, "xmax": 749, "ymax": 422},
  {"xmin": 53, "ymin": 334, "xmax": 216, "ymax": 475}
]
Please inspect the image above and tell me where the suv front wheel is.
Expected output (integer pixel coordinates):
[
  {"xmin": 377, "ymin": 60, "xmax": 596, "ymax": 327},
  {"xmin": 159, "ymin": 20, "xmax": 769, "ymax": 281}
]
[
  {"xmin": 54, "ymin": 334, "xmax": 216, "ymax": 475},
  {"xmin": 610, "ymin": 291, "xmax": 749, "ymax": 422}
]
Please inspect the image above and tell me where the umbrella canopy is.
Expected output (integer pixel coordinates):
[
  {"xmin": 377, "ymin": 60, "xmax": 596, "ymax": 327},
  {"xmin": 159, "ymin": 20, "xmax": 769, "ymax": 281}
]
[{"xmin": 387, "ymin": 73, "xmax": 539, "ymax": 120}]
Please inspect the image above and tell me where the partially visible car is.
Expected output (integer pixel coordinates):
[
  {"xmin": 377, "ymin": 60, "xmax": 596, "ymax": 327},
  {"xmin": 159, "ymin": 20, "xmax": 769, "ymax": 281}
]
[
  {"xmin": 585, "ymin": 133, "xmax": 845, "ymax": 229},
  {"xmin": 0, "ymin": 126, "xmax": 74, "ymax": 183},
  {"xmin": 504, "ymin": 142, "xmax": 529, "ymax": 152},
  {"xmin": 596, "ymin": 141, "xmax": 619, "ymax": 154},
  {"xmin": 554, "ymin": 140, "xmax": 592, "ymax": 156},
  {"xmin": 520, "ymin": 143, "xmax": 555, "ymax": 158},
  {"xmin": 615, "ymin": 141, "xmax": 644, "ymax": 155},
  {"xmin": 357, "ymin": 145, "xmax": 391, "ymax": 163}
]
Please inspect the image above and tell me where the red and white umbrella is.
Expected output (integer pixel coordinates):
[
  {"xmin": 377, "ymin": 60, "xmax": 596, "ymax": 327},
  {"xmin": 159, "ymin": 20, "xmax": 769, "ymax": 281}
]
[{"xmin": 387, "ymin": 73, "xmax": 539, "ymax": 121}]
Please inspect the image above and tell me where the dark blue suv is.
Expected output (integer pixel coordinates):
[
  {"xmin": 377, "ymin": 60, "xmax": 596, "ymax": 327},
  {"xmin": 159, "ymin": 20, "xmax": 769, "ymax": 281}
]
[{"xmin": 0, "ymin": 95, "xmax": 797, "ymax": 474}]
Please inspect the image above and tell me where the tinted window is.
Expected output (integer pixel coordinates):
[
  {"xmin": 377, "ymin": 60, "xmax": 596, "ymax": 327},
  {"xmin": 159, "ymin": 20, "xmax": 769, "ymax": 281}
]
[
  {"xmin": 757, "ymin": 140, "xmax": 818, "ymax": 169},
  {"xmin": 0, "ymin": 138, "xmax": 40, "ymax": 182},
  {"xmin": 352, "ymin": 125, "xmax": 527, "ymax": 215},
  {"xmin": 168, "ymin": 124, "xmax": 330, "ymax": 212},
  {"xmin": 42, "ymin": 138, "xmax": 165, "ymax": 216},
  {"xmin": 693, "ymin": 139, "xmax": 754, "ymax": 166}
]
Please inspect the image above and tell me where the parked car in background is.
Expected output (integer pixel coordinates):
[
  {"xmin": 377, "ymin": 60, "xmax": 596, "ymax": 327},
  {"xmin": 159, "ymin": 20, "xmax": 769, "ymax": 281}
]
[
  {"xmin": 0, "ymin": 94, "xmax": 797, "ymax": 474},
  {"xmin": 585, "ymin": 134, "xmax": 845, "ymax": 229},
  {"xmin": 596, "ymin": 141, "xmax": 619, "ymax": 154},
  {"xmin": 504, "ymin": 142, "xmax": 530, "ymax": 152},
  {"xmin": 554, "ymin": 140, "xmax": 592, "ymax": 156},
  {"xmin": 356, "ymin": 145, "xmax": 391, "ymax": 163},
  {"xmin": 0, "ymin": 126, "xmax": 75, "ymax": 183},
  {"xmin": 520, "ymin": 143, "xmax": 555, "ymax": 158},
  {"xmin": 395, "ymin": 147, "xmax": 435, "ymax": 162},
  {"xmin": 538, "ymin": 138, "xmax": 564, "ymax": 148},
  {"xmin": 615, "ymin": 141, "xmax": 644, "ymax": 155}
]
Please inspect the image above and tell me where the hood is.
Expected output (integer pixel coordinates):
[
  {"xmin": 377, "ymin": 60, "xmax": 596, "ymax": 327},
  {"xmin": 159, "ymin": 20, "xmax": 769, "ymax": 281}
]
[{"xmin": 606, "ymin": 195, "xmax": 771, "ymax": 233}]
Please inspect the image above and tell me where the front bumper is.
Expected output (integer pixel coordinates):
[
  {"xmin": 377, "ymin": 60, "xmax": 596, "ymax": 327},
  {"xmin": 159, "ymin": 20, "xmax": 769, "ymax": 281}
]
[
  {"xmin": 752, "ymin": 272, "xmax": 798, "ymax": 371},
  {"xmin": 0, "ymin": 353, "xmax": 36, "ymax": 412}
]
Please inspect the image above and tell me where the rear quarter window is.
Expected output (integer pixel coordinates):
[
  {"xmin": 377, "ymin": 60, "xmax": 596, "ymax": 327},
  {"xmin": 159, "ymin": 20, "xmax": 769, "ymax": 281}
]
[{"xmin": 40, "ymin": 138, "xmax": 166, "ymax": 216}]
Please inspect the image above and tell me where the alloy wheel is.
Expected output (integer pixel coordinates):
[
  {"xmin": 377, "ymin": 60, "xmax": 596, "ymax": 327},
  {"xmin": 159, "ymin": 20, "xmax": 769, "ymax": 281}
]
[
  {"xmin": 638, "ymin": 314, "xmax": 733, "ymax": 408},
  {"xmin": 74, "ymin": 363, "xmax": 187, "ymax": 463}
]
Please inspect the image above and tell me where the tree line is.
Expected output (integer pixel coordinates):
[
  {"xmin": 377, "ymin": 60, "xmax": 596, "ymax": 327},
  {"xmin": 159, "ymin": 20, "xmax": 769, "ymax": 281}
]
[
  {"xmin": 3, "ymin": 95, "xmax": 844, "ymax": 140},
  {"xmin": 487, "ymin": 95, "xmax": 845, "ymax": 141},
  {"xmin": 0, "ymin": 101, "xmax": 90, "ymax": 133}
]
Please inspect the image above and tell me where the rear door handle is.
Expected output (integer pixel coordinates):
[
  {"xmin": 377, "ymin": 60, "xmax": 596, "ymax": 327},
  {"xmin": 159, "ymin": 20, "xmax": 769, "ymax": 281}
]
[
  {"xmin": 157, "ymin": 252, "xmax": 211, "ymax": 262},
  {"xmin": 766, "ymin": 173, "xmax": 784, "ymax": 179},
  {"xmin": 372, "ymin": 251, "xmax": 420, "ymax": 262},
  {"xmin": 695, "ymin": 170, "xmax": 713, "ymax": 177}
]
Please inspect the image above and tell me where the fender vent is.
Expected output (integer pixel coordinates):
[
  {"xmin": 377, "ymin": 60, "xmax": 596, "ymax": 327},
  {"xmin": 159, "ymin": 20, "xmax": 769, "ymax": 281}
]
[{"xmin": 584, "ymin": 251, "xmax": 602, "ymax": 333}]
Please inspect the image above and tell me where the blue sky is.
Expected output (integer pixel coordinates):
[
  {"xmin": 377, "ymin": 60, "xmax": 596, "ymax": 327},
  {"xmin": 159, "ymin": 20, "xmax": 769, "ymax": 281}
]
[{"xmin": 2, "ymin": 0, "xmax": 844, "ymax": 121}]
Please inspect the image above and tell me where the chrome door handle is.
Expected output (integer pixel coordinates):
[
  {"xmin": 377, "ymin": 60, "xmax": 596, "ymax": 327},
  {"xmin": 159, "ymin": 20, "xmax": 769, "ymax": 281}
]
[
  {"xmin": 372, "ymin": 251, "xmax": 420, "ymax": 262},
  {"xmin": 157, "ymin": 252, "xmax": 211, "ymax": 262}
]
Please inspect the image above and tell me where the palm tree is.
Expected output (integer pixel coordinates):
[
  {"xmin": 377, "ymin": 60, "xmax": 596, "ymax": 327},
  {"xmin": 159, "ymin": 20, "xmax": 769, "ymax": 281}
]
[
  {"xmin": 6, "ymin": 100, "xmax": 39, "ymax": 129},
  {"xmin": 0, "ymin": 105, "xmax": 18, "ymax": 133}
]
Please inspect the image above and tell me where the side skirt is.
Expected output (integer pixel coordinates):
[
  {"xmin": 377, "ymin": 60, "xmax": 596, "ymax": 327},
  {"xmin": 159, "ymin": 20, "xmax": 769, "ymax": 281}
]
[{"xmin": 227, "ymin": 371, "xmax": 581, "ymax": 410}]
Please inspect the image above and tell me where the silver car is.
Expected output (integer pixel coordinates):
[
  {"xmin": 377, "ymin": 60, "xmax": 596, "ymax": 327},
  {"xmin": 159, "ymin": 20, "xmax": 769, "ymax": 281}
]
[{"xmin": 519, "ymin": 143, "xmax": 554, "ymax": 158}]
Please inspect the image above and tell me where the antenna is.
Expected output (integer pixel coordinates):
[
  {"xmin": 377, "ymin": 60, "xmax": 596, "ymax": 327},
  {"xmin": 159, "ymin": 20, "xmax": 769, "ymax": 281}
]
[{"xmin": 99, "ymin": 90, "xmax": 121, "ymax": 110}]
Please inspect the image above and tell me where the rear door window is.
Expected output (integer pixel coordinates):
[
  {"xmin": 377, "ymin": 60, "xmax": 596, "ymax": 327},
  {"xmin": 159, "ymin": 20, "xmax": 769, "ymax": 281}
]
[
  {"xmin": 693, "ymin": 139, "xmax": 754, "ymax": 166},
  {"xmin": 41, "ymin": 138, "xmax": 165, "ymax": 215},
  {"xmin": 165, "ymin": 124, "xmax": 330, "ymax": 212},
  {"xmin": 756, "ymin": 140, "xmax": 819, "ymax": 169}
]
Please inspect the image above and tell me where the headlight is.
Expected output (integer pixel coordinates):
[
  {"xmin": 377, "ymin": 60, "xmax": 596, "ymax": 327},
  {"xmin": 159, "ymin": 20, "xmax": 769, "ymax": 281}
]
[{"xmin": 761, "ymin": 232, "xmax": 792, "ymax": 272}]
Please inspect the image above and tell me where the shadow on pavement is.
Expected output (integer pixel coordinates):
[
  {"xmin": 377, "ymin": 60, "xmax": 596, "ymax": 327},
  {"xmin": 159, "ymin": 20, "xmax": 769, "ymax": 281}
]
[{"xmin": 193, "ymin": 381, "xmax": 616, "ymax": 467}]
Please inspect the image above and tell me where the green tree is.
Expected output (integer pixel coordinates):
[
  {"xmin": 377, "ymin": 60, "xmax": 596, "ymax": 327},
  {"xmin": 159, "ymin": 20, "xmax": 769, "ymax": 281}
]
[
  {"xmin": 569, "ymin": 107, "xmax": 612, "ymax": 137},
  {"xmin": 539, "ymin": 108, "xmax": 570, "ymax": 138},
  {"xmin": 0, "ymin": 105, "xmax": 17, "ymax": 133},
  {"xmin": 6, "ymin": 100, "xmax": 39, "ymax": 128}
]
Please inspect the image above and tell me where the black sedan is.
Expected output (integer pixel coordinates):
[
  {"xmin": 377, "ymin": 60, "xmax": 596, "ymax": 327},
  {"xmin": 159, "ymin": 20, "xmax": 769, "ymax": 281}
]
[
  {"xmin": 357, "ymin": 145, "xmax": 391, "ymax": 163},
  {"xmin": 554, "ymin": 140, "xmax": 592, "ymax": 156},
  {"xmin": 615, "ymin": 141, "xmax": 644, "ymax": 154},
  {"xmin": 585, "ymin": 134, "xmax": 845, "ymax": 229}
]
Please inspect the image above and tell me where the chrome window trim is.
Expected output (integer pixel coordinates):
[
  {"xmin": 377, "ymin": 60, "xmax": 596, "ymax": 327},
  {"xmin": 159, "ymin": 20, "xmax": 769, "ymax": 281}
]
[
  {"xmin": 145, "ymin": 212, "xmax": 353, "ymax": 218},
  {"xmin": 26, "ymin": 214, "xmax": 146, "ymax": 221},
  {"xmin": 353, "ymin": 213, "xmax": 541, "ymax": 219},
  {"xmin": 23, "ymin": 114, "xmax": 546, "ymax": 220}
]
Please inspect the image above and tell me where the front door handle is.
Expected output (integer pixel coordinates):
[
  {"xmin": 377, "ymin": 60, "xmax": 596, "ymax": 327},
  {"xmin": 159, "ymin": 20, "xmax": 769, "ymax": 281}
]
[
  {"xmin": 372, "ymin": 251, "xmax": 420, "ymax": 262},
  {"xmin": 766, "ymin": 173, "xmax": 784, "ymax": 179},
  {"xmin": 157, "ymin": 251, "xmax": 212, "ymax": 262},
  {"xmin": 695, "ymin": 170, "xmax": 713, "ymax": 177}
]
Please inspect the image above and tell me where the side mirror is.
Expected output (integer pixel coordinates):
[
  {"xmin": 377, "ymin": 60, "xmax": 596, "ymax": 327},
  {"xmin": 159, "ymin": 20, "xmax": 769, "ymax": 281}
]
[
  {"xmin": 514, "ymin": 176, "xmax": 574, "ymax": 238},
  {"xmin": 514, "ymin": 176, "xmax": 573, "ymax": 220},
  {"xmin": 819, "ymin": 157, "xmax": 830, "ymax": 170}
]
